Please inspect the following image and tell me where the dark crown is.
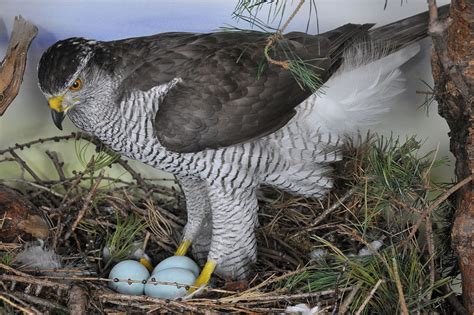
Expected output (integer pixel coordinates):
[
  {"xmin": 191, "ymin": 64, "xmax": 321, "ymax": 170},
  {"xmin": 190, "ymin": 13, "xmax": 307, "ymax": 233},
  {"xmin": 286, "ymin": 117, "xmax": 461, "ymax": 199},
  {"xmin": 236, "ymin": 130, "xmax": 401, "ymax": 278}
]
[{"xmin": 38, "ymin": 38, "xmax": 96, "ymax": 94}]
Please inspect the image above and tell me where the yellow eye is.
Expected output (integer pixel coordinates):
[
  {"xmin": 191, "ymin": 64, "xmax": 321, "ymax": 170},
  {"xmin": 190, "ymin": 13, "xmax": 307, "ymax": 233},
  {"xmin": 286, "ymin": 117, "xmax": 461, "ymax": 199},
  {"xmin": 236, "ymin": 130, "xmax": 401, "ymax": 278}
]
[{"xmin": 69, "ymin": 78, "xmax": 82, "ymax": 91}]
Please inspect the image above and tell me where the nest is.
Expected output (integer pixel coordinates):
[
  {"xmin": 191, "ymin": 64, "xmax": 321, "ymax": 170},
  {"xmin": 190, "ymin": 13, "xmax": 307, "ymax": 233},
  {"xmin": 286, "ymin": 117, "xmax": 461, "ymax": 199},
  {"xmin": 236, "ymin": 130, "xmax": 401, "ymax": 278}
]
[{"xmin": 0, "ymin": 132, "xmax": 465, "ymax": 314}]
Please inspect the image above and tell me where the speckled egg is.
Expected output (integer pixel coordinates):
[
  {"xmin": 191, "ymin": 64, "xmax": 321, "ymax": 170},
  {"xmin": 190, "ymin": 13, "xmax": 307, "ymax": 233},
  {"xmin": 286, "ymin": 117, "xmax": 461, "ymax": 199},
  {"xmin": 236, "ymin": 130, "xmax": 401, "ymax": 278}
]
[
  {"xmin": 152, "ymin": 256, "xmax": 200, "ymax": 277},
  {"xmin": 108, "ymin": 260, "xmax": 150, "ymax": 295},
  {"xmin": 145, "ymin": 268, "xmax": 196, "ymax": 299}
]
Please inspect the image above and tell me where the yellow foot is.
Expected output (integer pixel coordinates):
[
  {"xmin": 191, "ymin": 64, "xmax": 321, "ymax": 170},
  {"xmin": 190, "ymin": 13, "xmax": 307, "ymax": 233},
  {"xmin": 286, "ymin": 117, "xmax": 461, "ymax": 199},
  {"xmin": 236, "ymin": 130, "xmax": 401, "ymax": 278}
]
[
  {"xmin": 139, "ymin": 257, "xmax": 153, "ymax": 272},
  {"xmin": 175, "ymin": 240, "xmax": 191, "ymax": 256},
  {"xmin": 189, "ymin": 260, "xmax": 216, "ymax": 292}
]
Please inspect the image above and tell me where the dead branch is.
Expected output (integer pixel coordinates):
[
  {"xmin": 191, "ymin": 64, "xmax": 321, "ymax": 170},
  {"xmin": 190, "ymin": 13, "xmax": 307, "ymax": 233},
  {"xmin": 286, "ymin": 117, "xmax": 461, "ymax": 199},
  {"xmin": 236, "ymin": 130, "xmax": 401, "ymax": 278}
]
[
  {"xmin": 402, "ymin": 175, "xmax": 472, "ymax": 245},
  {"xmin": 354, "ymin": 279, "xmax": 384, "ymax": 315},
  {"xmin": 68, "ymin": 285, "xmax": 89, "ymax": 314},
  {"xmin": 0, "ymin": 16, "xmax": 38, "ymax": 115},
  {"xmin": 64, "ymin": 169, "xmax": 106, "ymax": 240}
]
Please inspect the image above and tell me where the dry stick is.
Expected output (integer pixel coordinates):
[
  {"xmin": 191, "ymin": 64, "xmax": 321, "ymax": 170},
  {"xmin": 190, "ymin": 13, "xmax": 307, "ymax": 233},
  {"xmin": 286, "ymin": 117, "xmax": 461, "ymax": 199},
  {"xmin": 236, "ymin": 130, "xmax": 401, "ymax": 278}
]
[
  {"xmin": 355, "ymin": 279, "xmax": 384, "ymax": 315},
  {"xmin": 392, "ymin": 258, "xmax": 409, "ymax": 315},
  {"xmin": 0, "ymin": 133, "xmax": 81, "ymax": 156},
  {"xmin": 97, "ymin": 292, "xmax": 200, "ymax": 312},
  {"xmin": 64, "ymin": 169, "xmax": 105, "ymax": 240},
  {"xmin": 338, "ymin": 285, "xmax": 361, "ymax": 315},
  {"xmin": 424, "ymin": 216, "xmax": 436, "ymax": 301},
  {"xmin": 11, "ymin": 291, "xmax": 68, "ymax": 312},
  {"xmin": 443, "ymin": 285, "xmax": 469, "ymax": 315},
  {"xmin": 0, "ymin": 262, "xmax": 33, "ymax": 278},
  {"xmin": 220, "ymin": 287, "xmax": 353, "ymax": 303},
  {"xmin": 402, "ymin": 175, "xmax": 472, "ymax": 246},
  {"xmin": 0, "ymin": 17, "xmax": 38, "ymax": 115},
  {"xmin": 115, "ymin": 158, "xmax": 148, "ymax": 188},
  {"xmin": 8, "ymin": 149, "xmax": 42, "ymax": 182},
  {"xmin": 234, "ymin": 266, "xmax": 310, "ymax": 296},
  {"xmin": 68, "ymin": 285, "xmax": 88, "ymax": 315},
  {"xmin": 0, "ymin": 178, "xmax": 64, "ymax": 197},
  {"xmin": 0, "ymin": 294, "xmax": 37, "ymax": 315},
  {"xmin": 45, "ymin": 150, "xmax": 69, "ymax": 190},
  {"xmin": 292, "ymin": 188, "xmax": 357, "ymax": 240},
  {"xmin": 0, "ymin": 274, "xmax": 69, "ymax": 290}
]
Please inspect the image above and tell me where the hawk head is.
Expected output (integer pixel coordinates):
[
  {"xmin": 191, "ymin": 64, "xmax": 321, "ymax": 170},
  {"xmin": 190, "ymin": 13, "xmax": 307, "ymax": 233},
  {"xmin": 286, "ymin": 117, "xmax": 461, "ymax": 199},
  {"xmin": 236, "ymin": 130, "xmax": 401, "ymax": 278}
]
[{"xmin": 38, "ymin": 38, "xmax": 114, "ymax": 130}]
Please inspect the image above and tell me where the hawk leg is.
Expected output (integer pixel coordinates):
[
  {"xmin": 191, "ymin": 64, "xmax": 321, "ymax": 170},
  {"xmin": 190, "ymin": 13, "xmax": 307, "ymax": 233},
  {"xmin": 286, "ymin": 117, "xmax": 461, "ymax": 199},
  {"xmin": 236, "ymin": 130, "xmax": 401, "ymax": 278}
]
[
  {"xmin": 175, "ymin": 176, "xmax": 210, "ymax": 256},
  {"xmin": 194, "ymin": 184, "xmax": 259, "ymax": 288},
  {"xmin": 191, "ymin": 212, "xmax": 212, "ymax": 265}
]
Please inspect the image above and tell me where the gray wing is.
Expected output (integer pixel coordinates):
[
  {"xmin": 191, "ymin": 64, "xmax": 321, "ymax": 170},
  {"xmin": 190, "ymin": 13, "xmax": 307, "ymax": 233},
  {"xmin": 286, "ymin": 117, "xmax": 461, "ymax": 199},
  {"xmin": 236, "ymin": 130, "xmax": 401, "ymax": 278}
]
[{"xmin": 113, "ymin": 25, "xmax": 370, "ymax": 153}]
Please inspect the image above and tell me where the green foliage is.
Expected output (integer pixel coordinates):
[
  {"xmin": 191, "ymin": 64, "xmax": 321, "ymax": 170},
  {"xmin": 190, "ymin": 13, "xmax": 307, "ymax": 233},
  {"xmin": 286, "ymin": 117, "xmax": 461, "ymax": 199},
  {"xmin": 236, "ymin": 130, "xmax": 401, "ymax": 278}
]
[
  {"xmin": 104, "ymin": 213, "xmax": 147, "ymax": 265},
  {"xmin": 285, "ymin": 244, "xmax": 451, "ymax": 314},
  {"xmin": 0, "ymin": 252, "xmax": 14, "ymax": 265},
  {"xmin": 233, "ymin": 0, "xmax": 286, "ymax": 25},
  {"xmin": 231, "ymin": 0, "xmax": 324, "ymax": 93},
  {"xmin": 287, "ymin": 58, "xmax": 324, "ymax": 93},
  {"xmin": 281, "ymin": 135, "xmax": 455, "ymax": 313},
  {"xmin": 418, "ymin": 79, "xmax": 437, "ymax": 116},
  {"xmin": 74, "ymin": 138, "xmax": 120, "ymax": 174}
]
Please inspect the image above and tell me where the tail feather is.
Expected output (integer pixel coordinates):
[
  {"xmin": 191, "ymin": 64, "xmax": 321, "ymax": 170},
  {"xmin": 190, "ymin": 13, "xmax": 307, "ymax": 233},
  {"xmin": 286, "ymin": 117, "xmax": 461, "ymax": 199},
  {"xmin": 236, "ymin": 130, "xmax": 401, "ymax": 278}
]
[
  {"xmin": 303, "ymin": 43, "xmax": 420, "ymax": 135},
  {"xmin": 368, "ymin": 4, "xmax": 449, "ymax": 51}
]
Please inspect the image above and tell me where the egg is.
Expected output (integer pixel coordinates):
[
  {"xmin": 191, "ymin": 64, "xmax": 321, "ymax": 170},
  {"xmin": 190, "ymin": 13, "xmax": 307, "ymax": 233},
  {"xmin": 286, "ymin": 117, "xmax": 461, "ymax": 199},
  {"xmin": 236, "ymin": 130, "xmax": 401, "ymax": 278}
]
[
  {"xmin": 108, "ymin": 260, "xmax": 150, "ymax": 295},
  {"xmin": 152, "ymin": 256, "xmax": 200, "ymax": 277},
  {"xmin": 145, "ymin": 268, "xmax": 196, "ymax": 299}
]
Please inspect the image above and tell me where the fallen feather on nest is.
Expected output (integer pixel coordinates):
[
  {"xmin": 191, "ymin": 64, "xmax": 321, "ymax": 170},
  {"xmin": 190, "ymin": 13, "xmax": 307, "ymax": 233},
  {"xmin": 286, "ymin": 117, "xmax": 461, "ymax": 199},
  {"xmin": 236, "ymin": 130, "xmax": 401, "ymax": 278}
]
[
  {"xmin": 14, "ymin": 242, "xmax": 61, "ymax": 270},
  {"xmin": 286, "ymin": 303, "xmax": 321, "ymax": 314}
]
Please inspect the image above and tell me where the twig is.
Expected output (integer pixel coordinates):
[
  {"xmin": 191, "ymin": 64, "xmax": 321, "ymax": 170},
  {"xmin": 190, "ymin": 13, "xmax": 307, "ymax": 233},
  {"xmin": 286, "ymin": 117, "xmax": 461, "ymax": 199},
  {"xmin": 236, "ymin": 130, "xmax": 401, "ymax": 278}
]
[
  {"xmin": 392, "ymin": 258, "xmax": 409, "ymax": 315},
  {"xmin": 10, "ymin": 291, "xmax": 68, "ymax": 312},
  {"xmin": 0, "ymin": 274, "xmax": 69, "ymax": 289},
  {"xmin": 0, "ymin": 262, "xmax": 34, "ymax": 278},
  {"xmin": 355, "ymin": 279, "xmax": 384, "ymax": 315},
  {"xmin": 402, "ymin": 175, "xmax": 472, "ymax": 245},
  {"xmin": 332, "ymin": 260, "xmax": 348, "ymax": 315},
  {"xmin": 8, "ymin": 149, "xmax": 42, "ymax": 182},
  {"xmin": 96, "ymin": 291, "xmax": 200, "ymax": 312},
  {"xmin": 45, "ymin": 150, "xmax": 69, "ymax": 190},
  {"xmin": 442, "ymin": 285, "xmax": 469, "ymax": 315},
  {"xmin": 68, "ymin": 285, "xmax": 89, "ymax": 315},
  {"xmin": 292, "ymin": 188, "xmax": 356, "ymax": 239},
  {"xmin": 220, "ymin": 287, "xmax": 352, "ymax": 303},
  {"xmin": 338, "ymin": 284, "xmax": 360, "ymax": 315},
  {"xmin": 115, "ymin": 158, "xmax": 149, "ymax": 188},
  {"xmin": 424, "ymin": 216, "xmax": 436, "ymax": 301},
  {"xmin": 0, "ymin": 293, "xmax": 37, "ymax": 315},
  {"xmin": 0, "ymin": 178, "xmax": 64, "ymax": 197},
  {"xmin": 64, "ymin": 169, "xmax": 105, "ymax": 240}
]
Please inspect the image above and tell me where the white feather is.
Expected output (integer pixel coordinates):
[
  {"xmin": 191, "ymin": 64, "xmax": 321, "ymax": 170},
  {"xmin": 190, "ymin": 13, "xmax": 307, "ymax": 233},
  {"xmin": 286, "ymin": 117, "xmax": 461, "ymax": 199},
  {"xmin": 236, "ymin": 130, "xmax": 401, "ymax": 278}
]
[
  {"xmin": 302, "ymin": 43, "xmax": 421, "ymax": 135},
  {"xmin": 14, "ymin": 244, "xmax": 62, "ymax": 270}
]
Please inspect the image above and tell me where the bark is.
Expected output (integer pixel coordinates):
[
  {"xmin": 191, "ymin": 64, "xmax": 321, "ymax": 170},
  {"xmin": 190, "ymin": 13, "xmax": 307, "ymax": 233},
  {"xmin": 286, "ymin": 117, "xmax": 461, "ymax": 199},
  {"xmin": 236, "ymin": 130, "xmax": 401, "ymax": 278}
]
[{"xmin": 430, "ymin": 0, "xmax": 474, "ymax": 312}]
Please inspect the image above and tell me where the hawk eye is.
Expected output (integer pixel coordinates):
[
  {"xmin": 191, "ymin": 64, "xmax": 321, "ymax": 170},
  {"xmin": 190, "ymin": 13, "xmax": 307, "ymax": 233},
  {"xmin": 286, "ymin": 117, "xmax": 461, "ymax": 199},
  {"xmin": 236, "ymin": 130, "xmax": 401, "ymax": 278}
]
[{"xmin": 69, "ymin": 78, "xmax": 82, "ymax": 91}]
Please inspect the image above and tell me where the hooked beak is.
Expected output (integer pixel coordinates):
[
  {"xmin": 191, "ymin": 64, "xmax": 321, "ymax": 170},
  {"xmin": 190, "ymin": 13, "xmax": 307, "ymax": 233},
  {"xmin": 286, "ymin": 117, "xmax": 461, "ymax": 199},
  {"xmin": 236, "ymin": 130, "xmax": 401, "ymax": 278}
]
[{"xmin": 48, "ymin": 96, "xmax": 65, "ymax": 130}]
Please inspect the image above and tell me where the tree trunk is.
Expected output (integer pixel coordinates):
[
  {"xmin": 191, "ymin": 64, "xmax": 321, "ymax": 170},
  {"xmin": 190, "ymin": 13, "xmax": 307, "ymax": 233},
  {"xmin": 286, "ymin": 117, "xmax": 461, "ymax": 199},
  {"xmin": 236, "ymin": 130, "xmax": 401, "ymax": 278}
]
[{"xmin": 430, "ymin": 0, "xmax": 473, "ymax": 312}]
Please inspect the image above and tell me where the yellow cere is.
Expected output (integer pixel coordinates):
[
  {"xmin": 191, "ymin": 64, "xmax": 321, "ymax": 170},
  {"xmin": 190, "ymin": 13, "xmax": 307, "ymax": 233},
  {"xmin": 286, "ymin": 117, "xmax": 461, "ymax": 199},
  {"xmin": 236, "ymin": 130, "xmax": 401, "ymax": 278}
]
[{"xmin": 48, "ymin": 96, "xmax": 64, "ymax": 112}]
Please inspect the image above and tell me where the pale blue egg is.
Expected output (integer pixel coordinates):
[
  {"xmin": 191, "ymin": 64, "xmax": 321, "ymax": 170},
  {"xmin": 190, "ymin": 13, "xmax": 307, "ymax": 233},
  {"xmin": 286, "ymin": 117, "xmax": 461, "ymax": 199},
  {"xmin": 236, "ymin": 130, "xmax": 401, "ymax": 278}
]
[
  {"xmin": 145, "ymin": 268, "xmax": 196, "ymax": 299},
  {"xmin": 152, "ymin": 256, "xmax": 200, "ymax": 277},
  {"xmin": 108, "ymin": 260, "xmax": 150, "ymax": 295}
]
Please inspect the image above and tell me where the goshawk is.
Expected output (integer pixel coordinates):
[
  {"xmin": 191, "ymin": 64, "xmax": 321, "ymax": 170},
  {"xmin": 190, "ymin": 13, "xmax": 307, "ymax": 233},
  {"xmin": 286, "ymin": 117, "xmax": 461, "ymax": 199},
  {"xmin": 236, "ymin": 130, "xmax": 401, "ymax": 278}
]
[{"xmin": 37, "ymin": 8, "xmax": 441, "ymax": 287}]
